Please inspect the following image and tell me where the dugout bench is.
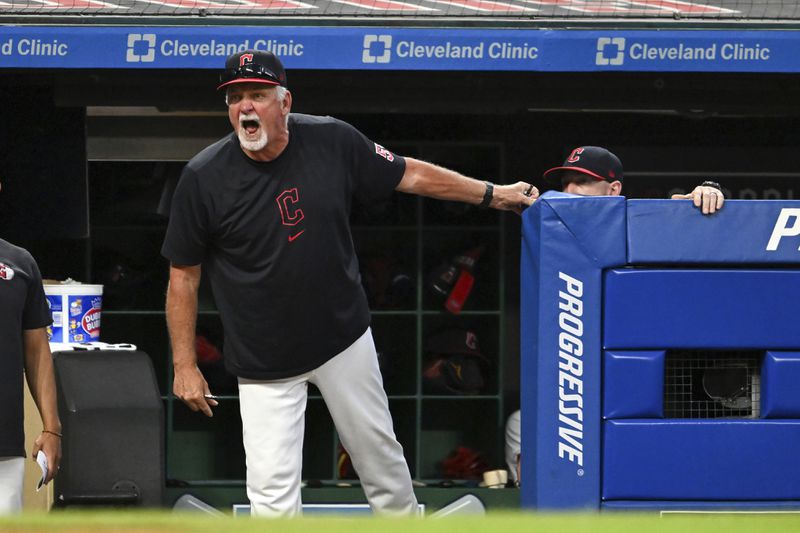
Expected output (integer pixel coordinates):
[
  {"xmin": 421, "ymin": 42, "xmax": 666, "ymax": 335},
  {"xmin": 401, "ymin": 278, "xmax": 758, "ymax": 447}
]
[{"xmin": 520, "ymin": 194, "xmax": 800, "ymax": 511}]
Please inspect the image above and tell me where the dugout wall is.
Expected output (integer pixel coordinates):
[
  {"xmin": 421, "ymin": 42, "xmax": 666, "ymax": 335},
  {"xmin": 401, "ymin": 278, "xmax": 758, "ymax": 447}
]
[{"xmin": 520, "ymin": 195, "xmax": 800, "ymax": 510}]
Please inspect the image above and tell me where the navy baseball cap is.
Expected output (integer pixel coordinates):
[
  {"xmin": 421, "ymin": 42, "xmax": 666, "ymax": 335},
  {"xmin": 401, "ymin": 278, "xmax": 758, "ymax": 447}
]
[
  {"xmin": 217, "ymin": 50, "xmax": 287, "ymax": 90},
  {"xmin": 543, "ymin": 146, "xmax": 624, "ymax": 184}
]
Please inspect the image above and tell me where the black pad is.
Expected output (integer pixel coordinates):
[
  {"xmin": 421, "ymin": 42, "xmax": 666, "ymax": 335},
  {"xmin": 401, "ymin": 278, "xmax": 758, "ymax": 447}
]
[{"xmin": 53, "ymin": 350, "xmax": 164, "ymax": 507}]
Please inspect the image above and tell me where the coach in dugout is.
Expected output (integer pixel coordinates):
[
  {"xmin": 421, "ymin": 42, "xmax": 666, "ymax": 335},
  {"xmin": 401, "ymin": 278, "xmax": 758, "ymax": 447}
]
[
  {"xmin": 504, "ymin": 145, "xmax": 724, "ymax": 486},
  {"xmin": 545, "ymin": 146, "xmax": 724, "ymax": 214},
  {"xmin": 0, "ymin": 180, "xmax": 62, "ymax": 514},
  {"xmin": 161, "ymin": 49, "xmax": 537, "ymax": 517}
]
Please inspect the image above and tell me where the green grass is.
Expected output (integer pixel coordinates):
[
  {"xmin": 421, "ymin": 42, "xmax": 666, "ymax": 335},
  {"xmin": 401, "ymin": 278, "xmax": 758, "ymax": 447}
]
[{"xmin": 2, "ymin": 511, "xmax": 800, "ymax": 533}]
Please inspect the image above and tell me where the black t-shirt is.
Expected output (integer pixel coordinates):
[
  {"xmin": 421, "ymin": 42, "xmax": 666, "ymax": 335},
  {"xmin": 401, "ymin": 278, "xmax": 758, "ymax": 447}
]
[
  {"xmin": 162, "ymin": 114, "xmax": 406, "ymax": 379},
  {"xmin": 0, "ymin": 238, "xmax": 52, "ymax": 457}
]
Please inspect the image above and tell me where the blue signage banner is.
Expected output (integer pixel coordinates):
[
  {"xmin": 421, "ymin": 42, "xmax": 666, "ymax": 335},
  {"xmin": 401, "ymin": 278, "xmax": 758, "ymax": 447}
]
[{"xmin": 0, "ymin": 26, "xmax": 799, "ymax": 72}]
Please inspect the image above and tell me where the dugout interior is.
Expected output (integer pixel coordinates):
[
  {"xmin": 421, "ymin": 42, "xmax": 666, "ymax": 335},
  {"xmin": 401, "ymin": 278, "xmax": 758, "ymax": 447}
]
[{"xmin": 3, "ymin": 62, "xmax": 800, "ymax": 510}]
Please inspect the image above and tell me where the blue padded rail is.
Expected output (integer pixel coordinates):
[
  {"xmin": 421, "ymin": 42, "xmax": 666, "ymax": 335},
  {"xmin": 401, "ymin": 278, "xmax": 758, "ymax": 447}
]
[
  {"xmin": 522, "ymin": 198, "xmax": 800, "ymax": 511},
  {"xmin": 604, "ymin": 269, "xmax": 800, "ymax": 349},
  {"xmin": 762, "ymin": 351, "xmax": 800, "ymax": 418},
  {"xmin": 520, "ymin": 192, "xmax": 627, "ymax": 510},
  {"xmin": 603, "ymin": 420, "xmax": 800, "ymax": 500},
  {"xmin": 627, "ymin": 200, "xmax": 800, "ymax": 264},
  {"xmin": 603, "ymin": 351, "xmax": 665, "ymax": 419}
]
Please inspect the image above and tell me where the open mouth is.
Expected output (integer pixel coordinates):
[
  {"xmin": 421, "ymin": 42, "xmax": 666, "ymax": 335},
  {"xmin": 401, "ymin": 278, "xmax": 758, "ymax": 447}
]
[
  {"xmin": 236, "ymin": 113, "xmax": 268, "ymax": 151},
  {"xmin": 239, "ymin": 113, "xmax": 261, "ymax": 136},
  {"xmin": 241, "ymin": 119, "xmax": 260, "ymax": 135}
]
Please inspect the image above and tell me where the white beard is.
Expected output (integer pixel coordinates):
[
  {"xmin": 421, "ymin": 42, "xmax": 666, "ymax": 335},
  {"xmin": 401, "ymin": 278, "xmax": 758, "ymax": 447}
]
[
  {"xmin": 237, "ymin": 113, "xmax": 268, "ymax": 152},
  {"xmin": 238, "ymin": 129, "xmax": 268, "ymax": 152}
]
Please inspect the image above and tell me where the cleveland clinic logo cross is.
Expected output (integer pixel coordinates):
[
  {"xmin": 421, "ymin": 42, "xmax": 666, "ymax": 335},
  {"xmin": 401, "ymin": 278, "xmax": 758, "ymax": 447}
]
[
  {"xmin": 126, "ymin": 33, "xmax": 156, "ymax": 63},
  {"xmin": 362, "ymin": 35, "xmax": 392, "ymax": 64},
  {"xmin": 596, "ymin": 37, "xmax": 625, "ymax": 66}
]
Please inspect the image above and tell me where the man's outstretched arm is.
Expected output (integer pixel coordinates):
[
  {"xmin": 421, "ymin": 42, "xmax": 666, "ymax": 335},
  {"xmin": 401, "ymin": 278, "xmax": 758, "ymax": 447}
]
[{"xmin": 396, "ymin": 157, "xmax": 538, "ymax": 215}]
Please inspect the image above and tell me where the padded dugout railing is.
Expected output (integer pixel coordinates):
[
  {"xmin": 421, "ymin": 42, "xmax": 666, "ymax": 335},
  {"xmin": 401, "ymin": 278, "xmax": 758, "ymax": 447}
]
[{"xmin": 520, "ymin": 195, "xmax": 800, "ymax": 511}]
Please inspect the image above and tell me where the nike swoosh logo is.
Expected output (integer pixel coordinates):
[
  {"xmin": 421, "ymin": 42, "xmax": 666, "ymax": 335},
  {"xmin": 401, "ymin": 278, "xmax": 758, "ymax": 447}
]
[{"xmin": 288, "ymin": 230, "xmax": 305, "ymax": 242}]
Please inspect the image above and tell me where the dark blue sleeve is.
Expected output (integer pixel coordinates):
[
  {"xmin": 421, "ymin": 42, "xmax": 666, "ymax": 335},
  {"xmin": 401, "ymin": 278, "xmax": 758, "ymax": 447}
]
[
  {"xmin": 161, "ymin": 166, "xmax": 210, "ymax": 266},
  {"xmin": 340, "ymin": 120, "xmax": 406, "ymax": 205},
  {"xmin": 22, "ymin": 252, "xmax": 51, "ymax": 330}
]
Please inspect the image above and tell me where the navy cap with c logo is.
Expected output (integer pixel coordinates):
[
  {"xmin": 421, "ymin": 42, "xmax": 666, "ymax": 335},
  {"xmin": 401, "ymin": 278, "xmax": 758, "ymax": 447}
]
[
  {"xmin": 217, "ymin": 49, "xmax": 288, "ymax": 90},
  {"xmin": 543, "ymin": 146, "xmax": 624, "ymax": 184}
]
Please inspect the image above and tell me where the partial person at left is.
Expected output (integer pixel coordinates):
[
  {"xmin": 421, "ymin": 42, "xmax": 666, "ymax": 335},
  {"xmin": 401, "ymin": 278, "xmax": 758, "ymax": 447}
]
[{"xmin": 0, "ymin": 179, "xmax": 62, "ymax": 514}]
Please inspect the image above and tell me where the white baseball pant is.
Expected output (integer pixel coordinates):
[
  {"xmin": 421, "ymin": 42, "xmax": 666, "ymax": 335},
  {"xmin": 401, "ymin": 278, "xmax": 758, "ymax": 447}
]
[
  {"xmin": 238, "ymin": 327, "xmax": 417, "ymax": 517},
  {"xmin": 504, "ymin": 410, "xmax": 521, "ymax": 486},
  {"xmin": 0, "ymin": 457, "xmax": 25, "ymax": 514}
]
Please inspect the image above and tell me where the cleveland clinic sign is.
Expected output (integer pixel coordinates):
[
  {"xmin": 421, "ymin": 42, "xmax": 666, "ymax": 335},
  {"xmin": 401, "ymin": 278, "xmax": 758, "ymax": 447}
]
[{"xmin": 0, "ymin": 27, "xmax": 794, "ymax": 72}]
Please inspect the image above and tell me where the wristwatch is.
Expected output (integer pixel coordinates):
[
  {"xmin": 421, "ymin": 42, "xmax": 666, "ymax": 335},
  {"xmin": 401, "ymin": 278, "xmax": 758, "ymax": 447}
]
[
  {"xmin": 700, "ymin": 180, "xmax": 722, "ymax": 191},
  {"xmin": 479, "ymin": 181, "xmax": 494, "ymax": 209}
]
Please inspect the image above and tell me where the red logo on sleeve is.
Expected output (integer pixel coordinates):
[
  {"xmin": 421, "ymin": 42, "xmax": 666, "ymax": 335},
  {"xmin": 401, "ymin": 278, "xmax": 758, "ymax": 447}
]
[
  {"xmin": 0, "ymin": 262, "xmax": 15, "ymax": 281},
  {"xmin": 374, "ymin": 143, "xmax": 395, "ymax": 162}
]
